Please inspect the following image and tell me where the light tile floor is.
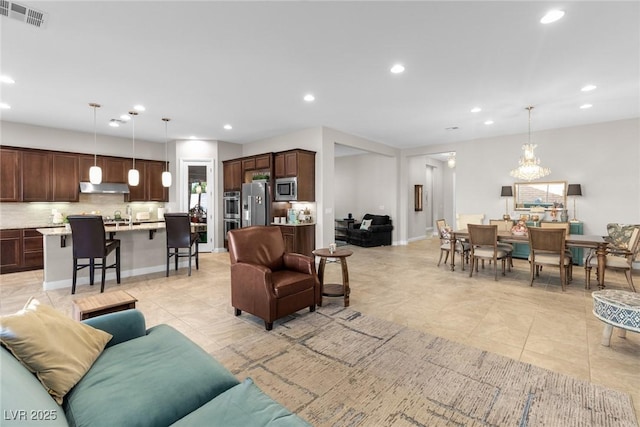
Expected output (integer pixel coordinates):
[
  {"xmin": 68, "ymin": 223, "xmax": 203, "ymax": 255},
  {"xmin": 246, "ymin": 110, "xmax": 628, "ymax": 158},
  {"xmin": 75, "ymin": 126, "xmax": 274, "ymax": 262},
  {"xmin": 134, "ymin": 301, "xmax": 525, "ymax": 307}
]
[{"xmin": 1, "ymin": 237, "xmax": 638, "ymax": 421}]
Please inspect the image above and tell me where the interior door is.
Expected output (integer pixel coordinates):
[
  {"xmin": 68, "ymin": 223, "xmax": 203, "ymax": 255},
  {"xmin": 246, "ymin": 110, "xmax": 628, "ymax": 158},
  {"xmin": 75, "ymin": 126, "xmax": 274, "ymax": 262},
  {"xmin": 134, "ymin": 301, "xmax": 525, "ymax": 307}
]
[{"xmin": 180, "ymin": 160, "xmax": 214, "ymax": 252}]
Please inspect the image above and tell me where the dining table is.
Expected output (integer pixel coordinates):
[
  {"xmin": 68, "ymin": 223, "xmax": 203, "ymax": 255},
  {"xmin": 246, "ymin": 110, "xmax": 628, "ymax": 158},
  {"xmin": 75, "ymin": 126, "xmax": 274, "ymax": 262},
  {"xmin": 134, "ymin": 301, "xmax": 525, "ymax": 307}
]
[{"xmin": 449, "ymin": 229, "xmax": 608, "ymax": 289}]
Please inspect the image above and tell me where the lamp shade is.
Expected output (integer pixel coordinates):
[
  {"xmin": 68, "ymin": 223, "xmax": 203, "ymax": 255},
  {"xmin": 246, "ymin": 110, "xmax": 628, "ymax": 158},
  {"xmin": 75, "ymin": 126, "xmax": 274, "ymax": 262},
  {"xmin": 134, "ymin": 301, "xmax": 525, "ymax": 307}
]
[
  {"xmin": 567, "ymin": 184, "xmax": 582, "ymax": 196},
  {"xmin": 162, "ymin": 171, "xmax": 172, "ymax": 187},
  {"xmin": 500, "ymin": 186, "xmax": 513, "ymax": 197},
  {"xmin": 128, "ymin": 168, "xmax": 140, "ymax": 186},
  {"xmin": 89, "ymin": 166, "xmax": 102, "ymax": 185}
]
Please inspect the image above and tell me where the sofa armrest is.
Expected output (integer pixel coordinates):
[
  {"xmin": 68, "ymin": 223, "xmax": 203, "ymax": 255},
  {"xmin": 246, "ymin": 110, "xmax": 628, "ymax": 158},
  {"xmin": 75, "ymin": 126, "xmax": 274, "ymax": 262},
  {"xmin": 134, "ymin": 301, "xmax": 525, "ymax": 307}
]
[
  {"xmin": 283, "ymin": 253, "xmax": 315, "ymax": 275},
  {"xmin": 82, "ymin": 309, "xmax": 146, "ymax": 348},
  {"xmin": 370, "ymin": 224, "xmax": 393, "ymax": 233}
]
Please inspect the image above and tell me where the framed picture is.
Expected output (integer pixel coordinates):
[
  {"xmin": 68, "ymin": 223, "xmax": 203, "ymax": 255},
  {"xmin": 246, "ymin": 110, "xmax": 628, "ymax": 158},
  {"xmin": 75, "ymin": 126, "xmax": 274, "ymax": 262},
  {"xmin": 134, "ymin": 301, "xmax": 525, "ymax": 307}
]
[{"xmin": 414, "ymin": 185, "xmax": 423, "ymax": 211}]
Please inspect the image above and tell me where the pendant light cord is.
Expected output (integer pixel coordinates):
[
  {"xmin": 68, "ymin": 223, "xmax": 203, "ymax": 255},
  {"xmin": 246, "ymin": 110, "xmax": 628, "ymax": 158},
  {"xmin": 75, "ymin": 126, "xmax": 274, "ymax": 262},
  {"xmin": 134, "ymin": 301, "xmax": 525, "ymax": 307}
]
[
  {"xmin": 130, "ymin": 111, "xmax": 137, "ymax": 169},
  {"xmin": 89, "ymin": 103, "xmax": 101, "ymax": 166}
]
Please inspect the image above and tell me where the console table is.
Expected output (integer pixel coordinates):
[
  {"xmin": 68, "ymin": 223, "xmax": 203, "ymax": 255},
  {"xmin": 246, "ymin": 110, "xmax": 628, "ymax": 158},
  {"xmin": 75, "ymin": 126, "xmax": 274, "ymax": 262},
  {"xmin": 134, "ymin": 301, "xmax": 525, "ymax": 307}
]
[
  {"xmin": 334, "ymin": 218, "xmax": 355, "ymax": 243},
  {"xmin": 511, "ymin": 222, "xmax": 584, "ymax": 265}
]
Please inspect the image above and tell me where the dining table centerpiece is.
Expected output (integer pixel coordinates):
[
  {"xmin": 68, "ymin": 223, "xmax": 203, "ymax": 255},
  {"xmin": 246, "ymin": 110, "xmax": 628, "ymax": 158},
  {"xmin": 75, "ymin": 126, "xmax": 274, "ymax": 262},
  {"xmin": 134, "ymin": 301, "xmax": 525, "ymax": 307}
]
[{"xmin": 511, "ymin": 219, "xmax": 528, "ymax": 236}]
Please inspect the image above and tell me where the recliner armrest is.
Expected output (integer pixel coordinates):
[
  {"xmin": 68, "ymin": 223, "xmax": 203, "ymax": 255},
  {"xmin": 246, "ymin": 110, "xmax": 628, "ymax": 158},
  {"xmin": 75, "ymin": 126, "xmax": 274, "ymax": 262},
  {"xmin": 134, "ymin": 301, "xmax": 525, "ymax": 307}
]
[
  {"xmin": 82, "ymin": 309, "xmax": 146, "ymax": 348},
  {"xmin": 230, "ymin": 262, "xmax": 275, "ymax": 296},
  {"xmin": 283, "ymin": 253, "xmax": 315, "ymax": 275}
]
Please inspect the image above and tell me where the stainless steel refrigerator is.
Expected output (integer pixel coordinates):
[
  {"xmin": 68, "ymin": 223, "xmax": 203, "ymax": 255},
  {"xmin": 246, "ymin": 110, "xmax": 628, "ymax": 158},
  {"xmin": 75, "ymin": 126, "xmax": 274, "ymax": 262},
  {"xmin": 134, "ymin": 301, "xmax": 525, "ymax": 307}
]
[{"xmin": 241, "ymin": 182, "xmax": 270, "ymax": 227}]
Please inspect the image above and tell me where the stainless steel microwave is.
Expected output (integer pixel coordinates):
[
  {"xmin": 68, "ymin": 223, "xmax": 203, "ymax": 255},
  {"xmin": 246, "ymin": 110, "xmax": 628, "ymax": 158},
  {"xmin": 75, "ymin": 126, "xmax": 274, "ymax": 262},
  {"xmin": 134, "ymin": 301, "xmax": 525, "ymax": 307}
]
[{"xmin": 275, "ymin": 177, "xmax": 297, "ymax": 201}]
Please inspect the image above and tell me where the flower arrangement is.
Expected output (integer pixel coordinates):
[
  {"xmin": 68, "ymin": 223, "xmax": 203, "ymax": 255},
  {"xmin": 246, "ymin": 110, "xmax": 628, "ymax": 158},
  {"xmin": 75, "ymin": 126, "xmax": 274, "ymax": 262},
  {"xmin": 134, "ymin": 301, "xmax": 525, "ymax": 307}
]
[{"xmin": 511, "ymin": 219, "xmax": 528, "ymax": 236}]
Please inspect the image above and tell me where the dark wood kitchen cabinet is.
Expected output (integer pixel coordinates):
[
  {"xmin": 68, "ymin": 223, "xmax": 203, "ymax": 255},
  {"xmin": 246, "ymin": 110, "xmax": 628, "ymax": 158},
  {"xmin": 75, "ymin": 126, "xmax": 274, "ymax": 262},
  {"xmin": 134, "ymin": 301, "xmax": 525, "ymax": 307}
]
[
  {"xmin": 52, "ymin": 153, "xmax": 79, "ymax": 201},
  {"xmin": 127, "ymin": 160, "xmax": 168, "ymax": 202},
  {"xmin": 21, "ymin": 150, "xmax": 52, "ymax": 201},
  {"xmin": 0, "ymin": 147, "xmax": 22, "ymax": 201},
  {"xmin": 274, "ymin": 149, "xmax": 315, "ymax": 201},
  {"xmin": 0, "ymin": 229, "xmax": 21, "ymax": 273},
  {"xmin": 21, "ymin": 151, "xmax": 78, "ymax": 202},
  {"xmin": 223, "ymin": 159, "xmax": 242, "ymax": 191},
  {"xmin": 276, "ymin": 224, "xmax": 315, "ymax": 258},
  {"xmin": 0, "ymin": 228, "xmax": 43, "ymax": 274}
]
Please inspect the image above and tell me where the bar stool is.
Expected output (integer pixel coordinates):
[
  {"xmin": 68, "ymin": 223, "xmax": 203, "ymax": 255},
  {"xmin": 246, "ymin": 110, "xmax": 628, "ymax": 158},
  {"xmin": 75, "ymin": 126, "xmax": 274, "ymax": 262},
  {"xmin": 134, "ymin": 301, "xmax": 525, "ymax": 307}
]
[
  {"xmin": 164, "ymin": 213, "xmax": 199, "ymax": 276},
  {"xmin": 67, "ymin": 215, "xmax": 121, "ymax": 294}
]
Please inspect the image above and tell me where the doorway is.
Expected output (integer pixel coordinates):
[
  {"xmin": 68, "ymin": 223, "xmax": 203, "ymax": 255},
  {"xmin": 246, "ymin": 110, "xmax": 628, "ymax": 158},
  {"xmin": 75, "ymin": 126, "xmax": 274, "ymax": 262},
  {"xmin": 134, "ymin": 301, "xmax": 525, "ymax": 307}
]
[{"xmin": 180, "ymin": 159, "xmax": 214, "ymax": 252}]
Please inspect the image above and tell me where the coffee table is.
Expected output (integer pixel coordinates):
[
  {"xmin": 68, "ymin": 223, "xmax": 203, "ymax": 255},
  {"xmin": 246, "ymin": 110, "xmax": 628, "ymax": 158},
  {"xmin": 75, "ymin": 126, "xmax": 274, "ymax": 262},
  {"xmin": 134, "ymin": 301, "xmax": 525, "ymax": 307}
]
[
  {"xmin": 72, "ymin": 290, "xmax": 138, "ymax": 321},
  {"xmin": 592, "ymin": 289, "xmax": 640, "ymax": 346},
  {"xmin": 312, "ymin": 248, "xmax": 353, "ymax": 307}
]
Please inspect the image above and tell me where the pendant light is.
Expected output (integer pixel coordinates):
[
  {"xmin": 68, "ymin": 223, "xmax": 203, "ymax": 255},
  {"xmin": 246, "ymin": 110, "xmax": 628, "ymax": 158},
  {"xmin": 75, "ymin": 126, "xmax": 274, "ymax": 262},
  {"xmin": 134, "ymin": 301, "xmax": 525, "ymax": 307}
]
[
  {"xmin": 88, "ymin": 103, "xmax": 102, "ymax": 184},
  {"xmin": 161, "ymin": 118, "xmax": 172, "ymax": 187},
  {"xmin": 510, "ymin": 106, "xmax": 551, "ymax": 181},
  {"xmin": 128, "ymin": 111, "xmax": 140, "ymax": 186}
]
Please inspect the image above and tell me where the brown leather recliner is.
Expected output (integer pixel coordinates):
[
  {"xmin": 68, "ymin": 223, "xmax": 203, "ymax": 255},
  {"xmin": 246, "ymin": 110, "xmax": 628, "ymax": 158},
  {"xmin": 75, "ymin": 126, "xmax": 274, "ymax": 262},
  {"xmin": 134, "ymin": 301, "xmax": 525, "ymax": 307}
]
[{"xmin": 227, "ymin": 226, "xmax": 320, "ymax": 330}]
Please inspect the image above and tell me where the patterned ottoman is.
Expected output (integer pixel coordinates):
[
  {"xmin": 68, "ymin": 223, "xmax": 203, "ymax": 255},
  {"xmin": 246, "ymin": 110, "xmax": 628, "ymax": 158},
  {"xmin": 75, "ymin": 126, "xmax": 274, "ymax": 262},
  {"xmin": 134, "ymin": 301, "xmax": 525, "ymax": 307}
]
[{"xmin": 592, "ymin": 289, "xmax": 640, "ymax": 346}]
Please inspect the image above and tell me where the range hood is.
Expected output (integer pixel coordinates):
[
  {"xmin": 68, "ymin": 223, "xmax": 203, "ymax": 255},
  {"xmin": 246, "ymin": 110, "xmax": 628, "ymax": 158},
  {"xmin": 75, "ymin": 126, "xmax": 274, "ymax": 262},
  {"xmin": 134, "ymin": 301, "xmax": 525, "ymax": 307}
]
[{"xmin": 79, "ymin": 182, "xmax": 130, "ymax": 194}]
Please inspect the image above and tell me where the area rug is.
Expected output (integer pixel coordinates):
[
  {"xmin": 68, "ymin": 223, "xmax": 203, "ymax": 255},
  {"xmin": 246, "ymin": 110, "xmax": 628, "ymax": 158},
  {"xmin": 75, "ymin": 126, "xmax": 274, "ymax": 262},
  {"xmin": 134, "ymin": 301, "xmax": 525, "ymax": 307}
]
[{"xmin": 211, "ymin": 304, "xmax": 637, "ymax": 427}]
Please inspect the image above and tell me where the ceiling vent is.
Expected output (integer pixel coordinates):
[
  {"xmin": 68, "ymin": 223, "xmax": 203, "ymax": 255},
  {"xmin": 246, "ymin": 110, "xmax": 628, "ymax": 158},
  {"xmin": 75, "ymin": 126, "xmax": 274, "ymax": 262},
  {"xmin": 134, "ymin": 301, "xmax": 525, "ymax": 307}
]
[{"xmin": 0, "ymin": 1, "xmax": 46, "ymax": 28}]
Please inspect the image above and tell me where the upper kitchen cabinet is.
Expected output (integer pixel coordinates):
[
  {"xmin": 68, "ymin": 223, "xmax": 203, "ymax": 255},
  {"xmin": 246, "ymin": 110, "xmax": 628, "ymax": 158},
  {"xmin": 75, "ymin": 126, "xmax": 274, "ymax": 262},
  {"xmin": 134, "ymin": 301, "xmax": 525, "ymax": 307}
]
[
  {"xmin": 274, "ymin": 149, "xmax": 315, "ymax": 201},
  {"xmin": 145, "ymin": 160, "xmax": 168, "ymax": 201},
  {"xmin": 52, "ymin": 153, "xmax": 80, "ymax": 202},
  {"xmin": 223, "ymin": 159, "xmax": 242, "ymax": 191},
  {"xmin": 22, "ymin": 150, "xmax": 52, "ymax": 201},
  {"xmin": 127, "ymin": 160, "xmax": 168, "ymax": 202},
  {"xmin": 0, "ymin": 147, "xmax": 22, "ymax": 202},
  {"xmin": 242, "ymin": 153, "xmax": 272, "ymax": 182},
  {"xmin": 102, "ymin": 157, "xmax": 129, "ymax": 183}
]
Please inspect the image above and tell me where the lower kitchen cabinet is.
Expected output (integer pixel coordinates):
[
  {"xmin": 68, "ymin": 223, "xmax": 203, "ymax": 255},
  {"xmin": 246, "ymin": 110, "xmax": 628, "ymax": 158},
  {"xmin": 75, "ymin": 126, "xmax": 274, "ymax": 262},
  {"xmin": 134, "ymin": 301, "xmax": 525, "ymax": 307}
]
[
  {"xmin": 0, "ymin": 228, "xmax": 44, "ymax": 274},
  {"xmin": 275, "ymin": 224, "xmax": 315, "ymax": 258}
]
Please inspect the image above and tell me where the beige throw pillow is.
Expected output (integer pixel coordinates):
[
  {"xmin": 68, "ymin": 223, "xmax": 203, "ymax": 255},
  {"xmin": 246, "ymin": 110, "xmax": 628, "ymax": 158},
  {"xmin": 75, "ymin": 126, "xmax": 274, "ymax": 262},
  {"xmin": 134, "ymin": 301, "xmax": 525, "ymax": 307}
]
[{"xmin": 0, "ymin": 298, "xmax": 112, "ymax": 404}]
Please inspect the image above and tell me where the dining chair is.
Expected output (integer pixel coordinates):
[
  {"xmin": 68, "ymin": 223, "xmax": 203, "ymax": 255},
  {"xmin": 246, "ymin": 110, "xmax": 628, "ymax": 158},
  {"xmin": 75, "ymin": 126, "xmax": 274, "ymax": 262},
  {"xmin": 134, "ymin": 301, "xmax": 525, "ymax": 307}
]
[
  {"xmin": 540, "ymin": 222, "xmax": 574, "ymax": 280},
  {"xmin": 67, "ymin": 215, "xmax": 121, "ymax": 294},
  {"xmin": 164, "ymin": 213, "xmax": 199, "ymax": 276},
  {"xmin": 467, "ymin": 224, "xmax": 511, "ymax": 281},
  {"xmin": 436, "ymin": 219, "xmax": 469, "ymax": 270},
  {"xmin": 489, "ymin": 219, "xmax": 515, "ymax": 267},
  {"xmin": 528, "ymin": 227, "xmax": 572, "ymax": 291},
  {"xmin": 585, "ymin": 224, "xmax": 640, "ymax": 292}
]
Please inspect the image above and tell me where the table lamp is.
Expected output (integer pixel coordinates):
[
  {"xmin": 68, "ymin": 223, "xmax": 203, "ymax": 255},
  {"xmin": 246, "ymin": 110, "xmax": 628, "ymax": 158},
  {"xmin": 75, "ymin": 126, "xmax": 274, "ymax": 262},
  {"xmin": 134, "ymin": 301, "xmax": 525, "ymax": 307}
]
[
  {"xmin": 567, "ymin": 184, "xmax": 582, "ymax": 222},
  {"xmin": 501, "ymin": 186, "xmax": 513, "ymax": 220}
]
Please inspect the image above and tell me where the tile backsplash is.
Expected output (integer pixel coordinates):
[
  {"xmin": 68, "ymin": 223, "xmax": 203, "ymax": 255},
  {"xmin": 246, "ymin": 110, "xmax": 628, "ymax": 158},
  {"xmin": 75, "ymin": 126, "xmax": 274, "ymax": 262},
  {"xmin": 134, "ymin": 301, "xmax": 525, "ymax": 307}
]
[{"xmin": 0, "ymin": 194, "xmax": 165, "ymax": 229}]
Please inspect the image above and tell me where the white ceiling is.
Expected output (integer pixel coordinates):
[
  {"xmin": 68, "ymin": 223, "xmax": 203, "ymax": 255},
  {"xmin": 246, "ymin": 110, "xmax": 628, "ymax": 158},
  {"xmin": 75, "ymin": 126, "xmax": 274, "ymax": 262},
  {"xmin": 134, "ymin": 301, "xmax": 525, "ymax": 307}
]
[{"xmin": 1, "ymin": 1, "xmax": 638, "ymax": 149}]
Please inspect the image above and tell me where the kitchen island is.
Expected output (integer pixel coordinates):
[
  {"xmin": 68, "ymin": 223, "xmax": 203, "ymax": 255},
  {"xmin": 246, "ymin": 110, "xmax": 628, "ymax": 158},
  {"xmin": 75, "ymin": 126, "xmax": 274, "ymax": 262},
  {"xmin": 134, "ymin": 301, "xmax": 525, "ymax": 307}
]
[{"xmin": 37, "ymin": 222, "xmax": 174, "ymax": 291}]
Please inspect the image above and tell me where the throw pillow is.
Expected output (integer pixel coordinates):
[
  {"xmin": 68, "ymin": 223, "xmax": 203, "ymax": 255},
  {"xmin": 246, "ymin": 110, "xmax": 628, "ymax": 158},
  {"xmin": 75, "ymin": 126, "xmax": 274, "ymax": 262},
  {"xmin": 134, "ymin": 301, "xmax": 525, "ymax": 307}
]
[
  {"xmin": 0, "ymin": 297, "xmax": 112, "ymax": 404},
  {"xmin": 360, "ymin": 219, "xmax": 372, "ymax": 230}
]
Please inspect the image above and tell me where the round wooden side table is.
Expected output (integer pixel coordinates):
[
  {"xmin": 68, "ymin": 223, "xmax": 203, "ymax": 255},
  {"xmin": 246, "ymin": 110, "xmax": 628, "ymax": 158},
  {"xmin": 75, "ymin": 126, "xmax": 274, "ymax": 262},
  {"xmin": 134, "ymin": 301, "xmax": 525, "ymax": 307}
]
[{"xmin": 312, "ymin": 248, "xmax": 354, "ymax": 307}]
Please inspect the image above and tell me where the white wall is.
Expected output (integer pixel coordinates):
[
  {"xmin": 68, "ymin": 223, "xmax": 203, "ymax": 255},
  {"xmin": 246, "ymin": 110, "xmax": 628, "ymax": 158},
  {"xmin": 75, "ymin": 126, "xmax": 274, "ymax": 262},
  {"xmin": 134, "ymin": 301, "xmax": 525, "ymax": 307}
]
[{"xmin": 401, "ymin": 118, "xmax": 640, "ymax": 238}]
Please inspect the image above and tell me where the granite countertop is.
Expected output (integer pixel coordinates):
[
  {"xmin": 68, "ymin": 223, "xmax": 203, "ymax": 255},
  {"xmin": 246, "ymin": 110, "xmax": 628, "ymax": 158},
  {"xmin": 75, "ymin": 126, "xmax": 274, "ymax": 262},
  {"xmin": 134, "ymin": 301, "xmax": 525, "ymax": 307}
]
[{"xmin": 37, "ymin": 222, "xmax": 167, "ymax": 236}]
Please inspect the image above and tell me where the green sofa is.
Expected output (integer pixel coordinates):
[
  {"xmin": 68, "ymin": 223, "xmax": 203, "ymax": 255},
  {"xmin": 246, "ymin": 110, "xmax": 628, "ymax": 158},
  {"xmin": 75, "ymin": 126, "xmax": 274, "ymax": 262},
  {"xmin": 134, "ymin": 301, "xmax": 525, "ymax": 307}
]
[{"xmin": 1, "ymin": 309, "xmax": 309, "ymax": 427}]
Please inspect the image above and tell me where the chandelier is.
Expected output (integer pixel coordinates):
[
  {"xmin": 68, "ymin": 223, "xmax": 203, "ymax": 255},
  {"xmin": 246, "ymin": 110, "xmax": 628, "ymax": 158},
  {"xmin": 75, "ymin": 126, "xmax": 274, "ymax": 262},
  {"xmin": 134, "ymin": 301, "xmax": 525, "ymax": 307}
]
[{"xmin": 510, "ymin": 106, "xmax": 550, "ymax": 181}]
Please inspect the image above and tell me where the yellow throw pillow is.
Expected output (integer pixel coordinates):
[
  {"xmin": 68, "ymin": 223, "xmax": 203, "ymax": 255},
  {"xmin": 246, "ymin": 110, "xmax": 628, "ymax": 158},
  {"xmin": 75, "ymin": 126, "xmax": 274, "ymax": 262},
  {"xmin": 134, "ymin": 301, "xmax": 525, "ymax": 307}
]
[{"xmin": 0, "ymin": 298, "xmax": 112, "ymax": 404}]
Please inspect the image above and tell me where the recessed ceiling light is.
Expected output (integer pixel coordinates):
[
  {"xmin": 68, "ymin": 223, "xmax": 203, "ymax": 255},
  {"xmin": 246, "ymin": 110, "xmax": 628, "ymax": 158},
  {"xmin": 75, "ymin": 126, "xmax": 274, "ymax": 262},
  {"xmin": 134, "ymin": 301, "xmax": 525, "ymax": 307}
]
[
  {"xmin": 189, "ymin": 136, "xmax": 197, "ymax": 140},
  {"xmin": 390, "ymin": 64, "xmax": 405, "ymax": 74},
  {"xmin": 470, "ymin": 107, "xmax": 482, "ymax": 113},
  {"xmin": 224, "ymin": 124, "xmax": 233, "ymax": 130},
  {"xmin": 581, "ymin": 84, "xmax": 597, "ymax": 92},
  {"xmin": 109, "ymin": 119, "xmax": 121, "ymax": 127},
  {"xmin": 0, "ymin": 102, "xmax": 11, "ymax": 109},
  {"xmin": 579, "ymin": 104, "xmax": 593, "ymax": 109},
  {"xmin": 540, "ymin": 9, "xmax": 565, "ymax": 24},
  {"xmin": 484, "ymin": 120, "xmax": 494, "ymax": 125},
  {"xmin": 120, "ymin": 114, "xmax": 131, "ymax": 121},
  {"xmin": 445, "ymin": 126, "xmax": 459, "ymax": 131},
  {"xmin": 133, "ymin": 105, "xmax": 146, "ymax": 112},
  {"xmin": 0, "ymin": 75, "xmax": 15, "ymax": 84},
  {"xmin": 303, "ymin": 94, "xmax": 315, "ymax": 102}
]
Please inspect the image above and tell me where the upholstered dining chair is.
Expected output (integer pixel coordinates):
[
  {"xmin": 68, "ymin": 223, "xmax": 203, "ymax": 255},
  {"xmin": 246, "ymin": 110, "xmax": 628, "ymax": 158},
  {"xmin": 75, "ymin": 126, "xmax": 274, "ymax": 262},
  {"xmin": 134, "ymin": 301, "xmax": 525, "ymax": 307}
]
[
  {"xmin": 467, "ymin": 224, "xmax": 512, "ymax": 281},
  {"xmin": 227, "ymin": 226, "xmax": 320, "ymax": 330},
  {"xmin": 67, "ymin": 215, "xmax": 121, "ymax": 294},
  {"xmin": 540, "ymin": 222, "xmax": 574, "ymax": 281},
  {"xmin": 528, "ymin": 227, "xmax": 572, "ymax": 291},
  {"xmin": 164, "ymin": 213, "xmax": 199, "ymax": 276},
  {"xmin": 585, "ymin": 224, "xmax": 640, "ymax": 292},
  {"xmin": 489, "ymin": 219, "xmax": 515, "ymax": 267},
  {"xmin": 436, "ymin": 219, "xmax": 469, "ymax": 270}
]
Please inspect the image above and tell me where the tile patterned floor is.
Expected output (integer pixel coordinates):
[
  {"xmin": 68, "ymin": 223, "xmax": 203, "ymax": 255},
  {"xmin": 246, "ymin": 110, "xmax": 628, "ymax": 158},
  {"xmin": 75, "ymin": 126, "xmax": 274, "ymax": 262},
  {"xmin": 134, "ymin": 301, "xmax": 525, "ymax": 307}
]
[{"xmin": 1, "ymin": 237, "xmax": 638, "ymax": 422}]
